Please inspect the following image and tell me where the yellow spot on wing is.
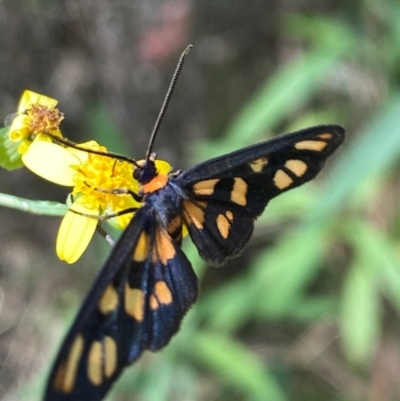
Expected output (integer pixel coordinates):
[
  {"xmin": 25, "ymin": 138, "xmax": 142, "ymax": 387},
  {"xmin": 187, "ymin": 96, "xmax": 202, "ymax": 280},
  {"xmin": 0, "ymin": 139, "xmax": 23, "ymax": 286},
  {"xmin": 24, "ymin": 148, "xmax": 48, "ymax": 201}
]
[
  {"xmin": 183, "ymin": 201, "xmax": 206, "ymax": 229},
  {"xmin": 149, "ymin": 295, "xmax": 159, "ymax": 310},
  {"xmin": 53, "ymin": 335, "xmax": 84, "ymax": 393},
  {"xmin": 98, "ymin": 285, "xmax": 119, "ymax": 314},
  {"xmin": 88, "ymin": 341, "xmax": 102, "ymax": 385},
  {"xmin": 104, "ymin": 336, "xmax": 117, "ymax": 378},
  {"xmin": 155, "ymin": 281, "xmax": 173, "ymax": 304},
  {"xmin": 167, "ymin": 215, "xmax": 182, "ymax": 235},
  {"xmin": 249, "ymin": 157, "xmax": 268, "ymax": 172},
  {"xmin": 284, "ymin": 159, "xmax": 308, "ymax": 177},
  {"xmin": 295, "ymin": 140, "xmax": 327, "ymax": 151},
  {"xmin": 156, "ymin": 230, "xmax": 176, "ymax": 264},
  {"xmin": 133, "ymin": 232, "xmax": 150, "ymax": 262},
  {"xmin": 193, "ymin": 178, "xmax": 220, "ymax": 196},
  {"xmin": 225, "ymin": 210, "xmax": 234, "ymax": 221},
  {"xmin": 230, "ymin": 178, "xmax": 247, "ymax": 206},
  {"xmin": 318, "ymin": 133, "xmax": 332, "ymax": 139},
  {"xmin": 274, "ymin": 169, "xmax": 293, "ymax": 189},
  {"xmin": 124, "ymin": 285, "xmax": 145, "ymax": 321},
  {"xmin": 216, "ymin": 214, "xmax": 231, "ymax": 239}
]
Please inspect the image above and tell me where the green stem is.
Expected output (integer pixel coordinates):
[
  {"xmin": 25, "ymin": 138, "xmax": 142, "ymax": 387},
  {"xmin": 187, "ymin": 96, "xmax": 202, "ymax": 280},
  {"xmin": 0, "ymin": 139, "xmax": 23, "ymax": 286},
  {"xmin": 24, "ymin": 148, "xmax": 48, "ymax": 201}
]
[{"xmin": 0, "ymin": 192, "xmax": 67, "ymax": 216}]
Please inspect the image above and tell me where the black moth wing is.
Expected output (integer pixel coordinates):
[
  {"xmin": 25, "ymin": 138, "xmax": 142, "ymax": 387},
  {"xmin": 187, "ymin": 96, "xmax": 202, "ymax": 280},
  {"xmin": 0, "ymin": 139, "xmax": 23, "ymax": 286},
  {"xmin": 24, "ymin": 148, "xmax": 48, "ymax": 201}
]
[
  {"xmin": 45, "ymin": 205, "xmax": 198, "ymax": 401},
  {"xmin": 174, "ymin": 125, "xmax": 345, "ymax": 265}
]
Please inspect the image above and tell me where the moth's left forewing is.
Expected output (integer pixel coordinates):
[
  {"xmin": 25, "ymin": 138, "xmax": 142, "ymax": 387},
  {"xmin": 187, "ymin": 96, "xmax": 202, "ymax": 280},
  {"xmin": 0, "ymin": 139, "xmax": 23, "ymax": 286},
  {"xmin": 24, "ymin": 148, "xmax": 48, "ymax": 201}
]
[
  {"xmin": 45, "ymin": 208, "xmax": 198, "ymax": 401},
  {"xmin": 45, "ymin": 209, "xmax": 150, "ymax": 401},
  {"xmin": 175, "ymin": 125, "xmax": 344, "ymax": 264},
  {"xmin": 178, "ymin": 125, "xmax": 344, "ymax": 211},
  {"xmin": 178, "ymin": 125, "xmax": 344, "ymax": 192}
]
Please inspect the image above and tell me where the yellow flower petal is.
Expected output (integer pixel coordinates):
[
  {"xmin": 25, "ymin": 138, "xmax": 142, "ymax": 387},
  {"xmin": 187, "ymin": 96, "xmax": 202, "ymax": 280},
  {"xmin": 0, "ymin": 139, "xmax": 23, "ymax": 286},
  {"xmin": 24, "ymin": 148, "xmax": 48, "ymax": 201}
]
[
  {"xmin": 66, "ymin": 141, "xmax": 100, "ymax": 164},
  {"xmin": 56, "ymin": 202, "xmax": 99, "ymax": 264},
  {"xmin": 9, "ymin": 128, "xmax": 29, "ymax": 143},
  {"xmin": 9, "ymin": 115, "xmax": 30, "ymax": 141},
  {"xmin": 155, "ymin": 159, "xmax": 172, "ymax": 175},
  {"xmin": 21, "ymin": 139, "xmax": 80, "ymax": 186},
  {"xmin": 18, "ymin": 90, "xmax": 58, "ymax": 113},
  {"xmin": 182, "ymin": 223, "xmax": 188, "ymax": 238},
  {"xmin": 17, "ymin": 140, "xmax": 30, "ymax": 155}
]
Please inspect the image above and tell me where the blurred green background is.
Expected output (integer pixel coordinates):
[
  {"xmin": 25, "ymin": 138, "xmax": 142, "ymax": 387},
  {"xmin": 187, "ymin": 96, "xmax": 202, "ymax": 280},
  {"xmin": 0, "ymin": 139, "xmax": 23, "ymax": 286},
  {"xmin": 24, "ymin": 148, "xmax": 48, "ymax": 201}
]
[{"xmin": 1, "ymin": 1, "xmax": 400, "ymax": 400}]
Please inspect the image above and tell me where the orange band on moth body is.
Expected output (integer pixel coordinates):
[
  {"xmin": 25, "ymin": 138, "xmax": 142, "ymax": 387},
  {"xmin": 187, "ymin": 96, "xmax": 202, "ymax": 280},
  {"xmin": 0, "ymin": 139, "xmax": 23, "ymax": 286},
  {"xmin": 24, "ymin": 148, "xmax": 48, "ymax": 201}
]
[{"xmin": 142, "ymin": 174, "xmax": 169, "ymax": 194}]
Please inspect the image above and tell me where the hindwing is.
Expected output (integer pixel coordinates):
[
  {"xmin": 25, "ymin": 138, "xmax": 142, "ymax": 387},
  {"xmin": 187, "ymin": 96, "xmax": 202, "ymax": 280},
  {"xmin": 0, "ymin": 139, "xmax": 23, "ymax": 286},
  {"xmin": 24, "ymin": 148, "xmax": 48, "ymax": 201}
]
[
  {"xmin": 175, "ymin": 125, "xmax": 344, "ymax": 264},
  {"xmin": 45, "ymin": 206, "xmax": 198, "ymax": 401},
  {"xmin": 182, "ymin": 199, "xmax": 254, "ymax": 265}
]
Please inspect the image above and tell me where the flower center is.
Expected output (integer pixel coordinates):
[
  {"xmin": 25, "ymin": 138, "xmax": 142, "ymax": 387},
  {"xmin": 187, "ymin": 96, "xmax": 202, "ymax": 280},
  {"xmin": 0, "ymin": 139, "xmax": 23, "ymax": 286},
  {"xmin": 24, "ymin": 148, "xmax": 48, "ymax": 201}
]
[
  {"xmin": 27, "ymin": 104, "xmax": 64, "ymax": 134},
  {"xmin": 71, "ymin": 147, "xmax": 140, "ymax": 218}
]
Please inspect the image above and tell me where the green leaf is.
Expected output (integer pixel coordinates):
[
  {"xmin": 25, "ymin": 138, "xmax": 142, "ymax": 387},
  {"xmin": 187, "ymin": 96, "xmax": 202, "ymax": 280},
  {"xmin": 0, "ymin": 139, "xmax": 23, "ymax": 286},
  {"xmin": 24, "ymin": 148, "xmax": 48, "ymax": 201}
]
[
  {"xmin": 339, "ymin": 220, "xmax": 382, "ymax": 366},
  {"xmin": 313, "ymin": 92, "xmax": 400, "ymax": 219},
  {"xmin": 188, "ymin": 331, "xmax": 287, "ymax": 401},
  {"xmin": 200, "ymin": 223, "xmax": 330, "ymax": 332},
  {"xmin": 340, "ymin": 262, "xmax": 380, "ymax": 366},
  {"xmin": 380, "ymin": 254, "xmax": 400, "ymax": 315},
  {"xmin": 284, "ymin": 14, "xmax": 357, "ymax": 51},
  {"xmin": 346, "ymin": 220, "xmax": 400, "ymax": 317},
  {"xmin": 140, "ymin": 359, "xmax": 175, "ymax": 401},
  {"xmin": 198, "ymin": 279, "xmax": 251, "ymax": 332},
  {"xmin": 0, "ymin": 126, "xmax": 24, "ymax": 170},
  {"xmin": 287, "ymin": 295, "xmax": 337, "ymax": 322},
  {"xmin": 252, "ymin": 224, "xmax": 329, "ymax": 317}
]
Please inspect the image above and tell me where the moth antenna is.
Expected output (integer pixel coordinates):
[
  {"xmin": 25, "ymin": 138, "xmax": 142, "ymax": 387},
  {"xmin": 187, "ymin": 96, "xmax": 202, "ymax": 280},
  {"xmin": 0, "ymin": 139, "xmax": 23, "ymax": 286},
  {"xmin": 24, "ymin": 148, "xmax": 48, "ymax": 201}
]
[
  {"xmin": 46, "ymin": 132, "xmax": 142, "ymax": 168},
  {"xmin": 146, "ymin": 44, "xmax": 193, "ymax": 160}
]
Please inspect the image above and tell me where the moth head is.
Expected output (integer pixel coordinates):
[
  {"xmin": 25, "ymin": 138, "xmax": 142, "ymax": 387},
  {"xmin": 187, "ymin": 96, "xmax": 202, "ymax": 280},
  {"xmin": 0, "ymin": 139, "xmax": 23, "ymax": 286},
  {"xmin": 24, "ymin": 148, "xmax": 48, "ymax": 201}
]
[{"xmin": 133, "ymin": 153, "xmax": 158, "ymax": 184}]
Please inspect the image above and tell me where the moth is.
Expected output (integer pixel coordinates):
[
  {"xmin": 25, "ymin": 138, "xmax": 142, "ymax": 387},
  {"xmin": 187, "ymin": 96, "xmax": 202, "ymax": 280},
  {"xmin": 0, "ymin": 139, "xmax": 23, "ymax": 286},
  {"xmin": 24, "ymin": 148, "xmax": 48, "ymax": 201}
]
[{"xmin": 44, "ymin": 46, "xmax": 344, "ymax": 400}]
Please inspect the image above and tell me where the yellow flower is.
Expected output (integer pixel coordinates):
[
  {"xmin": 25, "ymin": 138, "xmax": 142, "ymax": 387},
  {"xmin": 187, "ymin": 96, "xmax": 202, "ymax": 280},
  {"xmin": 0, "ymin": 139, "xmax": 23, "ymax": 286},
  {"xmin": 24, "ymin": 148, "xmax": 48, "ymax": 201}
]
[
  {"xmin": 8, "ymin": 90, "xmax": 64, "ymax": 155},
  {"xmin": 22, "ymin": 138, "xmax": 173, "ymax": 263}
]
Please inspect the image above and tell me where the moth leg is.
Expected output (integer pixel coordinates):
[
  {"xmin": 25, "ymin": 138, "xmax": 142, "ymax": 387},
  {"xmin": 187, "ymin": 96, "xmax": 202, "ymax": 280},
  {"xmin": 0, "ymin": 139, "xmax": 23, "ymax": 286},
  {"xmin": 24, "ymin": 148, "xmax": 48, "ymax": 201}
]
[
  {"xmin": 68, "ymin": 206, "xmax": 139, "ymax": 221},
  {"xmin": 95, "ymin": 224, "xmax": 115, "ymax": 246},
  {"xmin": 67, "ymin": 207, "xmax": 139, "ymax": 247},
  {"xmin": 83, "ymin": 180, "xmax": 143, "ymax": 202}
]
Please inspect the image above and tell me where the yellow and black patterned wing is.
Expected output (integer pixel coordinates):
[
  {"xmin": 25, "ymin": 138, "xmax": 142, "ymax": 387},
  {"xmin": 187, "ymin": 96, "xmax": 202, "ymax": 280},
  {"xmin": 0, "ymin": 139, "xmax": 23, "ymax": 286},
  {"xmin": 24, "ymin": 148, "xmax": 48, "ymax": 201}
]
[
  {"xmin": 175, "ymin": 125, "xmax": 344, "ymax": 265},
  {"xmin": 44, "ymin": 206, "xmax": 198, "ymax": 401}
]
